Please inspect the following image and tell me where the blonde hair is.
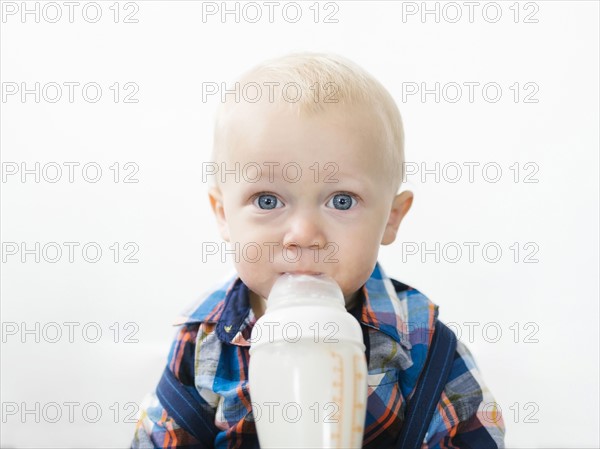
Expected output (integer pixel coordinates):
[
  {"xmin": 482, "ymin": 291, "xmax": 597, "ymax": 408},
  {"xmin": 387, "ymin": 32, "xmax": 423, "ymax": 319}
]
[{"xmin": 212, "ymin": 52, "xmax": 405, "ymax": 194}]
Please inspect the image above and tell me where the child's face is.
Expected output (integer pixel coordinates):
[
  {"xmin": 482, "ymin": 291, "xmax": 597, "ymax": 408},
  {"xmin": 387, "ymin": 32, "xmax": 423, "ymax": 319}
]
[{"xmin": 209, "ymin": 101, "xmax": 412, "ymax": 310}]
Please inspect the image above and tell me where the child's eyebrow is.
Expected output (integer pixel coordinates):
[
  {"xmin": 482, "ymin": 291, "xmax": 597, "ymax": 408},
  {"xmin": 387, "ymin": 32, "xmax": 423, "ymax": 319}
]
[{"xmin": 236, "ymin": 167, "xmax": 349, "ymax": 184}]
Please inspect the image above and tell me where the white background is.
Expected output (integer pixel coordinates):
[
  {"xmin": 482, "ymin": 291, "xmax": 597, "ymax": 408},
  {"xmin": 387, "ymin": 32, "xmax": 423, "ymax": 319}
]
[{"xmin": 1, "ymin": 1, "xmax": 598, "ymax": 447}]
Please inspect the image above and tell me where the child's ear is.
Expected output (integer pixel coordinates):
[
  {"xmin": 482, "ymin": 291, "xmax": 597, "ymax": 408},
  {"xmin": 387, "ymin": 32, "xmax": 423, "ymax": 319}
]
[
  {"xmin": 381, "ymin": 191, "xmax": 413, "ymax": 245},
  {"xmin": 208, "ymin": 186, "xmax": 231, "ymax": 242}
]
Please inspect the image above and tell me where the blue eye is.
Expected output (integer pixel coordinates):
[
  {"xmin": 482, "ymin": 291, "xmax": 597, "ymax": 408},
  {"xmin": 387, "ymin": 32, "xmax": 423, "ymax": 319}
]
[
  {"xmin": 327, "ymin": 193, "xmax": 356, "ymax": 210},
  {"xmin": 254, "ymin": 194, "xmax": 283, "ymax": 210}
]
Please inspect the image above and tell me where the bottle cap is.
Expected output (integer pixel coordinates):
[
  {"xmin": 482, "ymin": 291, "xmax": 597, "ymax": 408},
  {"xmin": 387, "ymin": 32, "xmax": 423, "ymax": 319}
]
[
  {"xmin": 268, "ymin": 273, "xmax": 345, "ymax": 309},
  {"xmin": 249, "ymin": 273, "xmax": 365, "ymax": 351}
]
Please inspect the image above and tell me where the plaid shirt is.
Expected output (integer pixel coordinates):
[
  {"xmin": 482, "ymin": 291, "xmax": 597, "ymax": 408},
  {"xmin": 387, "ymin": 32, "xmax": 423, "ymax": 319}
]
[{"xmin": 131, "ymin": 262, "xmax": 505, "ymax": 448}]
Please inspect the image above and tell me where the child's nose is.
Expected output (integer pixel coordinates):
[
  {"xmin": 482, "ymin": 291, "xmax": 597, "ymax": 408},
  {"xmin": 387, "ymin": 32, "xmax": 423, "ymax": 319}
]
[{"xmin": 282, "ymin": 213, "xmax": 327, "ymax": 250}]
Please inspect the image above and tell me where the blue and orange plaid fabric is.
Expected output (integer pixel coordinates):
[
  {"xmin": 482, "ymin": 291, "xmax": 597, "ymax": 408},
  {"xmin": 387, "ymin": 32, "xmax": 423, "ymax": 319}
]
[{"xmin": 131, "ymin": 262, "xmax": 505, "ymax": 448}]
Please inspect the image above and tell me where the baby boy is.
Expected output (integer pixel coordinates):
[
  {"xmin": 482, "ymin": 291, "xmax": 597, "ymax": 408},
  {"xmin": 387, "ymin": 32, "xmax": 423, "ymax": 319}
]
[{"xmin": 131, "ymin": 52, "xmax": 505, "ymax": 448}]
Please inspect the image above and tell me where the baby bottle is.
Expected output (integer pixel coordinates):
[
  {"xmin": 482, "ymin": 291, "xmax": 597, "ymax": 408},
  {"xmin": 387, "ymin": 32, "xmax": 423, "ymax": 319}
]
[{"xmin": 248, "ymin": 273, "xmax": 368, "ymax": 448}]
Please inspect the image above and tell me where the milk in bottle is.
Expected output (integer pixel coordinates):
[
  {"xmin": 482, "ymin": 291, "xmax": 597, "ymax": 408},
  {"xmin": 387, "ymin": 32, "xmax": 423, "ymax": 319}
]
[{"xmin": 248, "ymin": 273, "xmax": 368, "ymax": 448}]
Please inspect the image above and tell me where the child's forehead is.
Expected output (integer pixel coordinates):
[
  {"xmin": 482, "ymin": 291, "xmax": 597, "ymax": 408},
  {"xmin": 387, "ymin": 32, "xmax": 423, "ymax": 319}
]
[
  {"xmin": 221, "ymin": 99, "xmax": 386, "ymax": 154},
  {"xmin": 219, "ymin": 158, "xmax": 382, "ymax": 200}
]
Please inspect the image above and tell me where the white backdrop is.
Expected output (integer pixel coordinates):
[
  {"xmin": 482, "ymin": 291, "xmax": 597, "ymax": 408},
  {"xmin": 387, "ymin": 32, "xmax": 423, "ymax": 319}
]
[{"xmin": 1, "ymin": 1, "xmax": 598, "ymax": 447}]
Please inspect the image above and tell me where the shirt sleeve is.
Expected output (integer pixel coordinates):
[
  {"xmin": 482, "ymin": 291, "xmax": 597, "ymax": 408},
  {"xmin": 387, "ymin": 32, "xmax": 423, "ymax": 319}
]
[
  {"xmin": 131, "ymin": 324, "xmax": 214, "ymax": 449},
  {"xmin": 424, "ymin": 340, "xmax": 506, "ymax": 449}
]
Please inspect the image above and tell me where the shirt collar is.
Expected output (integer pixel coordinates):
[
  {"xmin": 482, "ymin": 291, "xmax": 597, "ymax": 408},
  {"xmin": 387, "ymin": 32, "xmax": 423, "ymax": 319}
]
[{"xmin": 173, "ymin": 262, "xmax": 431, "ymax": 349}]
